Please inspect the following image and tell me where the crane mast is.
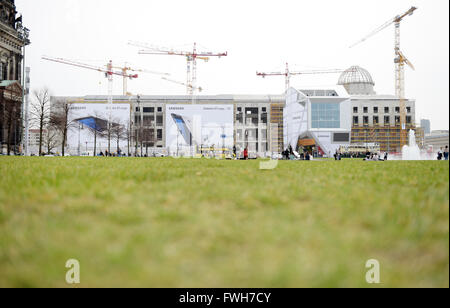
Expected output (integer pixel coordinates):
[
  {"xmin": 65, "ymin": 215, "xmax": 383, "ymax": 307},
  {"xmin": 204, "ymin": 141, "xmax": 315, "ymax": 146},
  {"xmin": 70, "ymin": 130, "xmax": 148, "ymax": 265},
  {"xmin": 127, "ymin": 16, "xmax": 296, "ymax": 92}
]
[{"xmin": 350, "ymin": 6, "xmax": 417, "ymax": 148}]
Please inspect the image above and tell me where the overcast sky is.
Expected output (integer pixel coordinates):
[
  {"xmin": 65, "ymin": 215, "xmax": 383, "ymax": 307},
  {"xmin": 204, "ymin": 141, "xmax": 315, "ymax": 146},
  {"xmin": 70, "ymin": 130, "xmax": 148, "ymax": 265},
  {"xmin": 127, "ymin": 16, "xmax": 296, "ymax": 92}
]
[{"xmin": 16, "ymin": 0, "xmax": 449, "ymax": 130}]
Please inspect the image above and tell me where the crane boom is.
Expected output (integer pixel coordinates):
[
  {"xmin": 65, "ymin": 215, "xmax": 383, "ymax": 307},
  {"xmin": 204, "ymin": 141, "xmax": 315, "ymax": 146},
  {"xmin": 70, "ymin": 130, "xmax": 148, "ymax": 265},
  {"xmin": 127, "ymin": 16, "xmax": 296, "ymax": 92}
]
[
  {"xmin": 41, "ymin": 56, "xmax": 137, "ymax": 79},
  {"xmin": 350, "ymin": 7, "xmax": 417, "ymax": 48},
  {"xmin": 131, "ymin": 41, "xmax": 227, "ymax": 97},
  {"xmin": 162, "ymin": 77, "xmax": 203, "ymax": 92},
  {"xmin": 257, "ymin": 63, "xmax": 346, "ymax": 92}
]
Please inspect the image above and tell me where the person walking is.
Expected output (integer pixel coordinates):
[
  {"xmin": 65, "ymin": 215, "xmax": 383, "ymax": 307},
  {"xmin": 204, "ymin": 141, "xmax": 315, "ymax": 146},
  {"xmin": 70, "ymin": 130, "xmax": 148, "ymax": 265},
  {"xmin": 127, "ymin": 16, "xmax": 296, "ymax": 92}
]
[
  {"xmin": 444, "ymin": 146, "xmax": 449, "ymax": 161},
  {"xmin": 437, "ymin": 148, "xmax": 443, "ymax": 160},
  {"xmin": 243, "ymin": 147, "xmax": 249, "ymax": 160}
]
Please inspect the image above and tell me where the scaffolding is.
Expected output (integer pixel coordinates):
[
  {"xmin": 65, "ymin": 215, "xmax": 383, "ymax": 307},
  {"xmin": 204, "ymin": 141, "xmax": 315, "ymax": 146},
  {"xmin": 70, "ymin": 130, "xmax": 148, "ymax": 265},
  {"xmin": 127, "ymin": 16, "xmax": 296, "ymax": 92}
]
[
  {"xmin": 270, "ymin": 103, "xmax": 284, "ymax": 153},
  {"xmin": 351, "ymin": 123, "xmax": 420, "ymax": 152}
]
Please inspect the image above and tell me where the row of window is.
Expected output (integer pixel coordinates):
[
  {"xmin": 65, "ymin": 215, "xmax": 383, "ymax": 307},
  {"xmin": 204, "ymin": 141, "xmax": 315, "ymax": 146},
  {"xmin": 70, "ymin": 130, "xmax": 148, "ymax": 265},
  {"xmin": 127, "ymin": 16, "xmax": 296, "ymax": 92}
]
[
  {"xmin": 135, "ymin": 128, "xmax": 163, "ymax": 141},
  {"xmin": 353, "ymin": 115, "xmax": 412, "ymax": 125},
  {"xmin": 136, "ymin": 107, "xmax": 163, "ymax": 113},
  {"xmin": 354, "ymin": 106, "xmax": 411, "ymax": 114},
  {"xmin": 134, "ymin": 115, "xmax": 164, "ymax": 126}
]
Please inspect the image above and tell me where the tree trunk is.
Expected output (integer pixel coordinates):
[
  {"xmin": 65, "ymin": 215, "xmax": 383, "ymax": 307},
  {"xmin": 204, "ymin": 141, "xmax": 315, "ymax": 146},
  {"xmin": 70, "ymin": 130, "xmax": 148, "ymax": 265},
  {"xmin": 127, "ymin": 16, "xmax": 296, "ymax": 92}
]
[
  {"xmin": 62, "ymin": 126, "xmax": 67, "ymax": 156},
  {"xmin": 39, "ymin": 116, "xmax": 44, "ymax": 156},
  {"xmin": 94, "ymin": 131, "xmax": 97, "ymax": 156},
  {"xmin": 108, "ymin": 131, "xmax": 111, "ymax": 154}
]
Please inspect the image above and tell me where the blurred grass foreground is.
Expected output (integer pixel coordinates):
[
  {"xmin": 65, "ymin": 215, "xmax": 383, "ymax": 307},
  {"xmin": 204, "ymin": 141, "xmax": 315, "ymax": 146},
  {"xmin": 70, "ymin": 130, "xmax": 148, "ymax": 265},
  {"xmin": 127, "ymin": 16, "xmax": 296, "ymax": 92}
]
[{"xmin": 0, "ymin": 157, "xmax": 448, "ymax": 287}]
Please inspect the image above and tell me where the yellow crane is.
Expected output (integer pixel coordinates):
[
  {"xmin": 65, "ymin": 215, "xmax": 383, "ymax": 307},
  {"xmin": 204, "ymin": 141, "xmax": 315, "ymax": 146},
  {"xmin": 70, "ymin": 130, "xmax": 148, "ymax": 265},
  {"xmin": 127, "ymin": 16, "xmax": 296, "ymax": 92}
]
[{"xmin": 350, "ymin": 6, "xmax": 417, "ymax": 148}]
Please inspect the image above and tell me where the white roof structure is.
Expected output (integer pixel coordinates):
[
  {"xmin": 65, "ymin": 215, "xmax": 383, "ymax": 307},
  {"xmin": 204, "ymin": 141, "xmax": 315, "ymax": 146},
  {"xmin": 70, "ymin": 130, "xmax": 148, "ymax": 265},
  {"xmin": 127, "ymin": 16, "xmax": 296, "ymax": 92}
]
[{"xmin": 338, "ymin": 66, "xmax": 376, "ymax": 95}]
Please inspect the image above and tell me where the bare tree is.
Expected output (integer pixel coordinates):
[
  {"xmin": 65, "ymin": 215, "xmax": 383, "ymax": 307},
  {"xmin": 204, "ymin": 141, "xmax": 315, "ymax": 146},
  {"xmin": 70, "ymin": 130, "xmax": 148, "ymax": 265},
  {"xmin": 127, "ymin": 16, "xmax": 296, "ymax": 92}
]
[
  {"xmin": 111, "ymin": 118, "xmax": 127, "ymax": 155},
  {"xmin": 50, "ymin": 100, "xmax": 76, "ymax": 156},
  {"xmin": 44, "ymin": 125, "xmax": 59, "ymax": 154},
  {"xmin": 30, "ymin": 88, "xmax": 51, "ymax": 156},
  {"xmin": 85, "ymin": 111, "xmax": 105, "ymax": 157}
]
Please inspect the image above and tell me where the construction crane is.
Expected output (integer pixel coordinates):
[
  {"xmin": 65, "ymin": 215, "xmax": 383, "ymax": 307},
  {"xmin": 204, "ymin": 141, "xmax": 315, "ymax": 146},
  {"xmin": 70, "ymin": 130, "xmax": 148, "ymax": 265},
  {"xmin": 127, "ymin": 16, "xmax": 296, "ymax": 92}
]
[
  {"xmin": 110, "ymin": 63, "xmax": 170, "ymax": 96},
  {"xmin": 129, "ymin": 41, "xmax": 227, "ymax": 96},
  {"xmin": 350, "ymin": 6, "xmax": 417, "ymax": 148},
  {"xmin": 161, "ymin": 76, "xmax": 203, "ymax": 93},
  {"xmin": 257, "ymin": 63, "xmax": 346, "ymax": 92}
]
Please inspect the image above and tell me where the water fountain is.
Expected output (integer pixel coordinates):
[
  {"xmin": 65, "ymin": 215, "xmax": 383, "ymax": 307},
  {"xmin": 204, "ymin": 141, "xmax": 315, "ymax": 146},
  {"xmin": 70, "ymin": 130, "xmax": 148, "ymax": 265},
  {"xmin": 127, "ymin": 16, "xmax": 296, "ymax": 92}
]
[{"xmin": 402, "ymin": 130, "xmax": 421, "ymax": 160}]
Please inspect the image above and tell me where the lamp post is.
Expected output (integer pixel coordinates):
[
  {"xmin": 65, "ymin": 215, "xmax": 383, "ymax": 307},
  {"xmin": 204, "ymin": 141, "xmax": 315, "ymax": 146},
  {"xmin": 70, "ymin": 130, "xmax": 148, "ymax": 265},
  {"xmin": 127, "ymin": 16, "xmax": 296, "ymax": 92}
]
[{"xmin": 16, "ymin": 22, "xmax": 30, "ymax": 155}]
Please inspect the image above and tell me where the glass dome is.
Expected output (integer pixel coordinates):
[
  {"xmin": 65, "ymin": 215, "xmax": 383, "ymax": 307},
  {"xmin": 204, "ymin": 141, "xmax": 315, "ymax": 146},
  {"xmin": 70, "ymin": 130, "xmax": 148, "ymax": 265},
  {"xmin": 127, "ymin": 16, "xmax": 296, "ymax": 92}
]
[
  {"xmin": 338, "ymin": 66, "xmax": 375, "ymax": 86},
  {"xmin": 338, "ymin": 66, "xmax": 376, "ymax": 95}
]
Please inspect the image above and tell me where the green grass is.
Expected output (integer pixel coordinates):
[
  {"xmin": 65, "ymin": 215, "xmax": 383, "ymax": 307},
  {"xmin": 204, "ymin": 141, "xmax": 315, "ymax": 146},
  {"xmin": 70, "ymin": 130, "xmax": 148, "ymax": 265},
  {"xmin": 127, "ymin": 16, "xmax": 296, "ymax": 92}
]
[{"xmin": 0, "ymin": 157, "xmax": 448, "ymax": 288}]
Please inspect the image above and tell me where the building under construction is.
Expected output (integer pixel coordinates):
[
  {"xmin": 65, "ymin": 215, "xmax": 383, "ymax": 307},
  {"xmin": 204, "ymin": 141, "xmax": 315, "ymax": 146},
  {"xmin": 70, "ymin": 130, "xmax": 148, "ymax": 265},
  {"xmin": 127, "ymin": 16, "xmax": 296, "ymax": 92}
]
[{"xmin": 284, "ymin": 66, "xmax": 418, "ymax": 155}]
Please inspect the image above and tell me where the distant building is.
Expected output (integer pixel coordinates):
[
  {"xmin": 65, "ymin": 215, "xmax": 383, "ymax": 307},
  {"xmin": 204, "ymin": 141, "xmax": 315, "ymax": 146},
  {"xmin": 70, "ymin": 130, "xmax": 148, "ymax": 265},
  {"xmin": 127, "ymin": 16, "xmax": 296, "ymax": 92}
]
[
  {"xmin": 425, "ymin": 130, "xmax": 449, "ymax": 152},
  {"xmin": 285, "ymin": 66, "xmax": 417, "ymax": 155},
  {"xmin": 51, "ymin": 66, "xmax": 420, "ymax": 157},
  {"xmin": 420, "ymin": 119, "xmax": 431, "ymax": 135}
]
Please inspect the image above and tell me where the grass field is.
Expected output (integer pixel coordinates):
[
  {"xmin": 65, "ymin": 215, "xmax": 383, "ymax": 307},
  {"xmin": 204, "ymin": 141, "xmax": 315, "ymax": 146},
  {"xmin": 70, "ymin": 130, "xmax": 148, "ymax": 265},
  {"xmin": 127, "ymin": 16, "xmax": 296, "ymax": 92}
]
[{"xmin": 0, "ymin": 157, "xmax": 448, "ymax": 287}]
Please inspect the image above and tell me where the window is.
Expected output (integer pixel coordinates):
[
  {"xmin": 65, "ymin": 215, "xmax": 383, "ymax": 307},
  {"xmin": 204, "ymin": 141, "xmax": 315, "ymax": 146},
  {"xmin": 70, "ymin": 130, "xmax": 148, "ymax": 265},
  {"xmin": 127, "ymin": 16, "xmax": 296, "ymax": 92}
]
[
  {"xmin": 384, "ymin": 116, "xmax": 390, "ymax": 126},
  {"xmin": 374, "ymin": 116, "xmax": 379, "ymax": 125},
  {"xmin": 143, "ymin": 116, "xmax": 154, "ymax": 126},
  {"xmin": 135, "ymin": 107, "xmax": 140, "ymax": 112},
  {"xmin": 363, "ymin": 116, "xmax": 369, "ymax": 125},
  {"xmin": 236, "ymin": 129, "xmax": 242, "ymax": 140},
  {"xmin": 262, "ymin": 107, "xmax": 266, "ymax": 112},
  {"xmin": 237, "ymin": 107, "xmax": 242, "ymax": 112},
  {"xmin": 363, "ymin": 107, "xmax": 368, "ymax": 113},
  {"xmin": 157, "ymin": 107, "xmax": 162, "ymax": 112},
  {"xmin": 236, "ymin": 113, "xmax": 243, "ymax": 124},
  {"xmin": 353, "ymin": 107, "xmax": 358, "ymax": 113},
  {"xmin": 353, "ymin": 116, "xmax": 359, "ymax": 125},
  {"xmin": 261, "ymin": 112, "xmax": 267, "ymax": 124},
  {"xmin": 311, "ymin": 103, "xmax": 340, "ymax": 129},
  {"xmin": 157, "ymin": 129, "xmax": 163, "ymax": 140},
  {"xmin": 373, "ymin": 107, "xmax": 378, "ymax": 113},
  {"xmin": 156, "ymin": 115, "xmax": 163, "ymax": 126},
  {"xmin": 333, "ymin": 133, "xmax": 350, "ymax": 142},
  {"xmin": 406, "ymin": 107, "xmax": 411, "ymax": 113},
  {"xmin": 406, "ymin": 116, "xmax": 412, "ymax": 124},
  {"xmin": 384, "ymin": 107, "xmax": 389, "ymax": 113},
  {"xmin": 395, "ymin": 116, "xmax": 400, "ymax": 124},
  {"xmin": 143, "ymin": 107, "xmax": 154, "ymax": 113},
  {"xmin": 395, "ymin": 107, "xmax": 400, "ymax": 113}
]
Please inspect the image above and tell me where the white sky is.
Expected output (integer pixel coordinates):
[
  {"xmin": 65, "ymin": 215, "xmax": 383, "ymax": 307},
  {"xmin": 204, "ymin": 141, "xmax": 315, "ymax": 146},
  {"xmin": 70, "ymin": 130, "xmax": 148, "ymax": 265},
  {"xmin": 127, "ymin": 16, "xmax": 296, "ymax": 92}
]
[{"xmin": 16, "ymin": 0, "xmax": 449, "ymax": 130}]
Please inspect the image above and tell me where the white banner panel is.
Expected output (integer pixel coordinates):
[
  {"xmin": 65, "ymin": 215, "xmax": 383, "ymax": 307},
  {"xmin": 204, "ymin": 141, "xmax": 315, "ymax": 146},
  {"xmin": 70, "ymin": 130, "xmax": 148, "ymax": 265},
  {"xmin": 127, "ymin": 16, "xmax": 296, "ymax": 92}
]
[
  {"xmin": 67, "ymin": 103, "xmax": 130, "ymax": 155},
  {"xmin": 165, "ymin": 104, "xmax": 234, "ymax": 156}
]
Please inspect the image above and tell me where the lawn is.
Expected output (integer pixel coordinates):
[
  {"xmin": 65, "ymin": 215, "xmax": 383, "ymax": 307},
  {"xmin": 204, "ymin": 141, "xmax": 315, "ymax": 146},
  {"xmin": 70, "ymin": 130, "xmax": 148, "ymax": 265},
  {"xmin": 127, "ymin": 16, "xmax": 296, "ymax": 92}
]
[{"xmin": 0, "ymin": 157, "xmax": 448, "ymax": 288}]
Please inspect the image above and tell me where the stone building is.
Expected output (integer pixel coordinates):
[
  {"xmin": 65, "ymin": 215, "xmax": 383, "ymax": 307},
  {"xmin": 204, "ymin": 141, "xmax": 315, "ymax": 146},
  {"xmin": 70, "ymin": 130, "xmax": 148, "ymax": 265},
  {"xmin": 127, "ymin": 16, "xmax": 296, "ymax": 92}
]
[{"xmin": 0, "ymin": 0, "xmax": 27, "ymax": 154}]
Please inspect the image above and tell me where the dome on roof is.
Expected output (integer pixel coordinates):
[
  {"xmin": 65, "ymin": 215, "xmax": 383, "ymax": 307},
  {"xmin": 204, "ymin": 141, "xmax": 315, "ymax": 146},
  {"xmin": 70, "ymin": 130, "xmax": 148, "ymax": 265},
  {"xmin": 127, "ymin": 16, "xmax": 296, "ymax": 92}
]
[
  {"xmin": 338, "ymin": 66, "xmax": 374, "ymax": 85},
  {"xmin": 338, "ymin": 66, "xmax": 376, "ymax": 95}
]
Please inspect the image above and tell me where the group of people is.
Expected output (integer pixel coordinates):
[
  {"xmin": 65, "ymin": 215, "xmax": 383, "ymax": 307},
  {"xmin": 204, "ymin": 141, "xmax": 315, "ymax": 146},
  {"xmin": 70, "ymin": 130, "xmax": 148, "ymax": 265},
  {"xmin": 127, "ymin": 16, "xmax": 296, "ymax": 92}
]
[
  {"xmin": 437, "ymin": 146, "xmax": 449, "ymax": 161},
  {"xmin": 364, "ymin": 152, "xmax": 388, "ymax": 161},
  {"xmin": 282, "ymin": 146, "xmax": 312, "ymax": 160}
]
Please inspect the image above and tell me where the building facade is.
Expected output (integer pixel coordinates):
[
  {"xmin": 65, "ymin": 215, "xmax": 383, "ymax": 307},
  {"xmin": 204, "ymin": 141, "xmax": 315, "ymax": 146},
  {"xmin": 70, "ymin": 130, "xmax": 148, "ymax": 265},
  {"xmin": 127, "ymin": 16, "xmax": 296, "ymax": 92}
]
[
  {"xmin": 284, "ymin": 66, "xmax": 418, "ymax": 154},
  {"xmin": 51, "ymin": 95, "xmax": 285, "ymax": 157},
  {"xmin": 424, "ymin": 130, "xmax": 449, "ymax": 152},
  {"xmin": 0, "ymin": 0, "xmax": 26, "ymax": 154},
  {"xmin": 420, "ymin": 119, "xmax": 431, "ymax": 135}
]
